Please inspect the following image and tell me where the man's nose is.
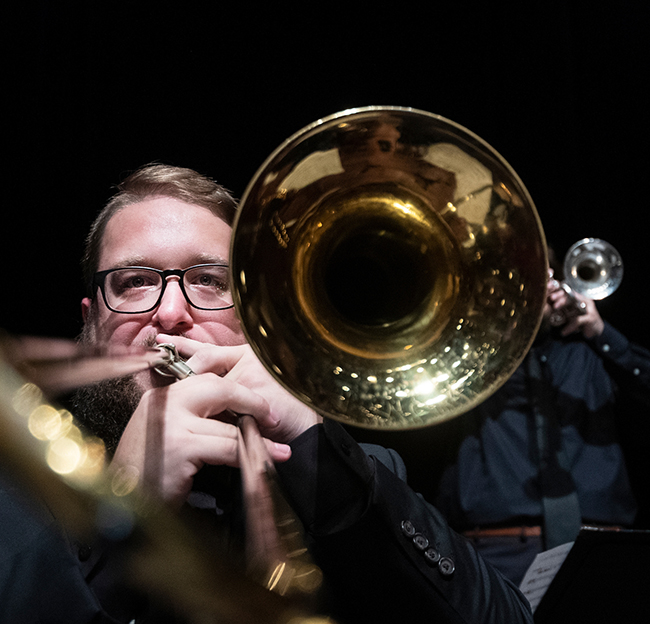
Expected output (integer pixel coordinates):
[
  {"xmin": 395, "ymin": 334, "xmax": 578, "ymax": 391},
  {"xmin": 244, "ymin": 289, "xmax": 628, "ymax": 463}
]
[{"xmin": 152, "ymin": 278, "xmax": 194, "ymax": 332}]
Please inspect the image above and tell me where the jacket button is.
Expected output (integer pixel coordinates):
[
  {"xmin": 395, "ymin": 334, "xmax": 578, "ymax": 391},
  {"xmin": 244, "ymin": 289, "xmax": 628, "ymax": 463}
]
[
  {"xmin": 438, "ymin": 557, "xmax": 455, "ymax": 577},
  {"xmin": 413, "ymin": 533, "xmax": 429, "ymax": 551},
  {"xmin": 424, "ymin": 548, "xmax": 441, "ymax": 565},
  {"xmin": 401, "ymin": 520, "xmax": 416, "ymax": 537},
  {"xmin": 77, "ymin": 544, "xmax": 92, "ymax": 562}
]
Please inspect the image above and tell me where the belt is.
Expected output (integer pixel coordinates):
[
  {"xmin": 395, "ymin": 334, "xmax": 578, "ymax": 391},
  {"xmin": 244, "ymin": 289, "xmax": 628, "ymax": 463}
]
[
  {"xmin": 463, "ymin": 525, "xmax": 542, "ymax": 539},
  {"xmin": 463, "ymin": 523, "xmax": 625, "ymax": 540}
]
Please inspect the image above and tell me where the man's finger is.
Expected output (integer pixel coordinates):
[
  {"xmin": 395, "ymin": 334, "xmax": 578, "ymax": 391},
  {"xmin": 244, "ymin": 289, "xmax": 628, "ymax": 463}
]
[{"xmin": 156, "ymin": 334, "xmax": 246, "ymax": 376}]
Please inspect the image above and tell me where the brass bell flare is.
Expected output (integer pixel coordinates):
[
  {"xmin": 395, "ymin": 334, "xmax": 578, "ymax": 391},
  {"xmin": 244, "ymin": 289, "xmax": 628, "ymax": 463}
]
[{"xmin": 231, "ymin": 106, "xmax": 548, "ymax": 430}]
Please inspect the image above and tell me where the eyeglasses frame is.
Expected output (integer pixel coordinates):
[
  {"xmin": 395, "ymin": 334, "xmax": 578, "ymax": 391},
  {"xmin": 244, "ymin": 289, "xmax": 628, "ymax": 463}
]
[{"xmin": 92, "ymin": 264, "xmax": 235, "ymax": 314}]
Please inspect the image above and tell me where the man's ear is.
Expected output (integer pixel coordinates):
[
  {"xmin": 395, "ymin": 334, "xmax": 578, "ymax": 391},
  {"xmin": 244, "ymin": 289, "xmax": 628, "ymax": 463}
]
[{"xmin": 81, "ymin": 297, "xmax": 92, "ymax": 322}]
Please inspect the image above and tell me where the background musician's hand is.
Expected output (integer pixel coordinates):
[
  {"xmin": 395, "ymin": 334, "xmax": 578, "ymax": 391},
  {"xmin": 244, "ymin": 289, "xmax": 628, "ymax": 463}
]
[
  {"xmin": 546, "ymin": 276, "xmax": 571, "ymax": 312},
  {"xmin": 559, "ymin": 295, "xmax": 605, "ymax": 338},
  {"xmin": 546, "ymin": 275, "xmax": 605, "ymax": 338}
]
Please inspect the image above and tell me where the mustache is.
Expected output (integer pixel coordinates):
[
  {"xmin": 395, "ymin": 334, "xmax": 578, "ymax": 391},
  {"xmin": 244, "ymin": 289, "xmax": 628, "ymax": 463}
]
[{"xmin": 141, "ymin": 332, "xmax": 191, "ymax": 348}]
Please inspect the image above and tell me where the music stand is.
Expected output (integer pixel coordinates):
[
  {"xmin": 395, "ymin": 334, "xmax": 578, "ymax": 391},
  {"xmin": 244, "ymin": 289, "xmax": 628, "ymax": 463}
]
[{"xmin": 533, "ymin": 526, "xmax": 650, "ymax": 623}]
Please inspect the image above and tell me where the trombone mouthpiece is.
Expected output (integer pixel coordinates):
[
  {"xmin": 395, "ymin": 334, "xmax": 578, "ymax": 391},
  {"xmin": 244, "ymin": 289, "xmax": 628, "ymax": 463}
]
[{"xmin": 153, "ymin": 344, "xmax": 196, "ymax": 380}]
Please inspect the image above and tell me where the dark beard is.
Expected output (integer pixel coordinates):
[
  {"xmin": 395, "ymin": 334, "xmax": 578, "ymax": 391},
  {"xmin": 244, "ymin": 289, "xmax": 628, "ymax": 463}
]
[
  {"xmin": 72, "ymin": 307, "xmax": 154, "ymax": 455},
  {"xmin": 71, "ymin": 374, "xmax": 143, "ymax": 455}
]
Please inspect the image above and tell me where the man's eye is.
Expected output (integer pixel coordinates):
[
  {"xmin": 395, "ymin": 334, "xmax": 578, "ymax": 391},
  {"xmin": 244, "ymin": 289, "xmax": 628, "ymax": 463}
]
[
  {"xmin": 188, "ymin": 270, "xmax": 229, "ymax": 291},
  {"xmin": 126, "ymin": 276, "xmax": 147, "ymax": 288},
  {"xmin": 198, "ymin": 274, "xmax": 216, "ymax": 286},
  {"xmin": 112, "ymin": 272, "xmax": 157, "ymax": 292}
]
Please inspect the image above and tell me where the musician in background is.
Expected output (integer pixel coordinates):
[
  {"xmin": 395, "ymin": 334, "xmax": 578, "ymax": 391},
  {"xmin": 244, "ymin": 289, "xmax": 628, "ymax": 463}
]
[
  {"xmin": 1, "ymin": 163, "xmax": 533, "ymax": 623},
  {"xmin": 433, "ymin": 247, "xmax": 650, "ymax": 586}
]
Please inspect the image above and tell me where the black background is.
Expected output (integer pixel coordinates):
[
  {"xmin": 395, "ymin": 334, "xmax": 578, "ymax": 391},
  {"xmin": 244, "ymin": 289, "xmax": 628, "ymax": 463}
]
[{"xmin": 4, "ymin": 3, "xmax": 649, "ymax": 516}]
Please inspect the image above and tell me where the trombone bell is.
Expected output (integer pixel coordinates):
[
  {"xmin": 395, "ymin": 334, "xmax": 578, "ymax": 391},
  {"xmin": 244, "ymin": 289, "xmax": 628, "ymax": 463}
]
[{"xmin": 231, "ymin": 107, "xmax": 548, "ymax": 429}]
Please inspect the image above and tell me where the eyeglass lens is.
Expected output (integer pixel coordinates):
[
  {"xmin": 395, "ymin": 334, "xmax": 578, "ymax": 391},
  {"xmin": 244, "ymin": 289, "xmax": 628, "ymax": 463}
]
[{"xmin": 103, "ymin": 265, "xmax": 232, "ymax": 312}]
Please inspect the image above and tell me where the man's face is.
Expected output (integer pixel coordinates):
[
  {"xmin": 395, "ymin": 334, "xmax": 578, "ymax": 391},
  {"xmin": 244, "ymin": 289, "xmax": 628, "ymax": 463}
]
[{"xmin": 81, "ymin": 197, "xmax": 245, "ymax": 384}]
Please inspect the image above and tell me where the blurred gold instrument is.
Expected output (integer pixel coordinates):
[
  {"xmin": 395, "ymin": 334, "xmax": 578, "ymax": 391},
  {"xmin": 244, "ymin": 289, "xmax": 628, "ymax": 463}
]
[
  {"xmin": 231, "ymin": 106, "xmax": 548, "ymax": 429},
  {"xmin": 0, "ymin": 338, "xmax": 324, "ymax": 624}
]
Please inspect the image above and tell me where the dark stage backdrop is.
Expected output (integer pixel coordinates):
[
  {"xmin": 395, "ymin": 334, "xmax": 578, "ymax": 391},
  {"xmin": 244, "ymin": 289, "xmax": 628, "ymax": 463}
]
[{"xmin": 4, "ymin": 3, "xmax": 649, "ymax": 519}]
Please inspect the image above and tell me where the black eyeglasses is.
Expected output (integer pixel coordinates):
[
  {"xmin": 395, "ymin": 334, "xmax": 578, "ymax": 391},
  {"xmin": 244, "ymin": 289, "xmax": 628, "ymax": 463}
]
[{"xmin": 93, "ymin": 264, "xmax": 234, "ymax": 314}]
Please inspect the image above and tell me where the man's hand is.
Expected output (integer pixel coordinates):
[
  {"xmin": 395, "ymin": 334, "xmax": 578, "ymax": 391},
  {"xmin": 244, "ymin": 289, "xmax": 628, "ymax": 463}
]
[
  {"xmin": 110, "ymin": 347, "xmax": 295, "ymax": 506},
  {"xmin": 558, "ymin": 295, "xmax": 605, "ymax": 338},
  {"xmin": 547, "ymin": 279, "xmax": 605, "ymax": 338},
  {"xmin": 157, "ymin": 334, "xmax": 322, "ymax": 444}
]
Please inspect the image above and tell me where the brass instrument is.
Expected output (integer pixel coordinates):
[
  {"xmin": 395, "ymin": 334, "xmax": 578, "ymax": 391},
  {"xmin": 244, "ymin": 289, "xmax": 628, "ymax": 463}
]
[
  {"xmin": 549, "ymin": 238, "xmax": 623, "ymax": 327},
  {"xmin": 231, "ymin": 106, "xmax": 548, "ymax": 430}
]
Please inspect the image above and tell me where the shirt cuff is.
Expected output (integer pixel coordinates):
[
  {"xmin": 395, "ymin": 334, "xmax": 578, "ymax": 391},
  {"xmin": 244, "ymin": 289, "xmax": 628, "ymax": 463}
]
[{"xmin": 591, "ymin": 322, "xmax": 629, "ymax": 359}]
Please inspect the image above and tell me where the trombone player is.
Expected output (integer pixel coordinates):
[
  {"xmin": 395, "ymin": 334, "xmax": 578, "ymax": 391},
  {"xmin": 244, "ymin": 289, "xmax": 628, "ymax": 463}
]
[{"xmin": 1, "ymin": 163, "xmax": 534, "ymax": 623}]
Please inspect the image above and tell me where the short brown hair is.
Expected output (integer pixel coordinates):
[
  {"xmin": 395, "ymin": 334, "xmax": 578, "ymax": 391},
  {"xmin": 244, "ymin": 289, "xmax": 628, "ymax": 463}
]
[{"xmin": 82, "ymin": 163, "xmax": 237, "ymax": 297}]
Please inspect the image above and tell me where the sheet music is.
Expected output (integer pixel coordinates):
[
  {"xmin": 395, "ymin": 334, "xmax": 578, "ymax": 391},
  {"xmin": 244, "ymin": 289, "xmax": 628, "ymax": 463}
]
[{"xmin": 518, "ymin": 541, "xmax": 574, "ymax": 611}]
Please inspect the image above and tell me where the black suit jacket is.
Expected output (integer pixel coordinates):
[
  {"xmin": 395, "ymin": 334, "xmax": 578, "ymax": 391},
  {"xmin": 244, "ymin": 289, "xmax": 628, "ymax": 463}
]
[{"xmin": 275, "ymin": 420, "xmax": 533, "ymax": 623}]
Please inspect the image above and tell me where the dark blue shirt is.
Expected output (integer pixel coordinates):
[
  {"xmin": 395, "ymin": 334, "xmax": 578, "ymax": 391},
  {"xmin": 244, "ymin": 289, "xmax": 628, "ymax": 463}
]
[{"xmin": 435, "ymin": 323, "xmax": 650, "ymax": 529}]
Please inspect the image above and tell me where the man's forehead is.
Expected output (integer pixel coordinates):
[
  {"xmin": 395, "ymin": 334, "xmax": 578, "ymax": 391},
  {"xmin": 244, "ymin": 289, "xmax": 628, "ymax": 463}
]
[
  {"xmin": 107, "ymin": 196, "xmax": 229, "ymax": 226},
  {"xmin": 99, "ymin": 197, "xmax": 232, "ymax": 268}
]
